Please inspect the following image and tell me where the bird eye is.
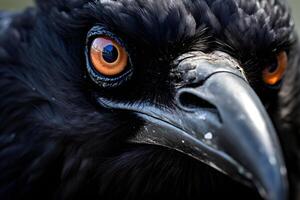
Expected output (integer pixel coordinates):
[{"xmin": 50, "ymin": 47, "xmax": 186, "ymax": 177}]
[
  {"xmin": 85, "ymin": 27, "xmax": 133, "ymax": 88},
  {"xmin": 263, "ymin": 51, "xmax": 288, "ymax": 85},
  {"xmin": 90, "ymin": 36, "xmax": 128, "ymax": 77}
]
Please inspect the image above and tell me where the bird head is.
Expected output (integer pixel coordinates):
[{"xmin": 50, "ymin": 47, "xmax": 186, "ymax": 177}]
[{"xmin": 1, "ymin": 0, "xmax": 299, "ymax": 200}]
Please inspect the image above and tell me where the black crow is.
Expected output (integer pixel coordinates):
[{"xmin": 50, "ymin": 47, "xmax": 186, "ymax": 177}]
[{"xmin": 0, "ymin": 0, "xmax": 299, "ymax": 200}]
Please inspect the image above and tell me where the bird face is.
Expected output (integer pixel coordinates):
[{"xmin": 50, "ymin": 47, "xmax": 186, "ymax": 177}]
[
  {"xmin": 1, "ymin": 0, "xmax": 298, "ymax": 200},
  {"xmin": 77, "ymin": 0, "xmax": 295, "ymax": 199}
]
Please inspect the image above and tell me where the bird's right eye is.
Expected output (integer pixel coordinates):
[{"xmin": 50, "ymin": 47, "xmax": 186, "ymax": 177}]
[
  {"xmin": 85, "ymin": 26, "xmax": 133, "ymax": 88},
  {"xmin": 90, "ymin": 36, "xmax": 128, "ymax": 77}
]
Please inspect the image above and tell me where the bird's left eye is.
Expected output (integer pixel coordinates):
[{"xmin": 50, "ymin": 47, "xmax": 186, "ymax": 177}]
[{"xmin": 263, "ymin": 51, "xmax": 288, "ymax": 85}]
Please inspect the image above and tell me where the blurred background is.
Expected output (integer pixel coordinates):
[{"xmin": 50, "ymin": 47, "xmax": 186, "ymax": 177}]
[{"xmin": 0, "ymin": 0, "xmax": 300, "ymax": 32}]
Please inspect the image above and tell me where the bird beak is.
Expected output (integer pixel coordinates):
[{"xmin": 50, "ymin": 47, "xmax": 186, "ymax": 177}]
[{"xmin": 97, "ymin": 52, "xmax": 288, "ymax": 200}]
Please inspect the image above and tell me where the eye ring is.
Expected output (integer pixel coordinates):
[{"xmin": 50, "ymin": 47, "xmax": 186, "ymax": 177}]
[
  {"xmin": 85, "ymin": 26, "xmax": 133, "ymax": 88},
  {"xmin": 263, "ymin": 51, "xmax": 288, "ymax": 85}
]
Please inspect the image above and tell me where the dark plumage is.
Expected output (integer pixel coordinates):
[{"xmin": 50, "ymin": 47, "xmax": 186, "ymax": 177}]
[{"xmin": 0, "ymin": 0, "xmax": 299, "ymax": 200}]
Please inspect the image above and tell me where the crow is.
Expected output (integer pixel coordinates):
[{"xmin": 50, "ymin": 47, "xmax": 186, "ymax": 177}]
[{"xmin": 0, "ymin": 0, "xmax": 299, "ymax": 200}]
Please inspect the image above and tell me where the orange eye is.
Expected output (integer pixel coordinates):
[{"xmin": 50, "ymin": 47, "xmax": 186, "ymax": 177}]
[
  {"xmin": 90, "ymin": 37, "xmax": 128, "ymax": 76},
  {"xmin": 263, "ymin": 51, "xmax": 288, "ymax": 85}
]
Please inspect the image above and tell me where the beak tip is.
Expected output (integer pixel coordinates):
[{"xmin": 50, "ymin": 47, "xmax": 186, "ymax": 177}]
[{"xmin": 254, "ymin": 164, "xmax": 288, "ymax": 200}]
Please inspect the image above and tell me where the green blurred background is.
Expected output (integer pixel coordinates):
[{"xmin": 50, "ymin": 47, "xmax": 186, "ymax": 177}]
[{"xmin": 0, "ymin": 0, "xmax": 300, "ymax": 32}]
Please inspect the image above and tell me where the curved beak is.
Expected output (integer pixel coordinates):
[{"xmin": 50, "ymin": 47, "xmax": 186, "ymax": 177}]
[{"xmin": 97, "ymin": 52, "xmax": 288, "ymax": 200}]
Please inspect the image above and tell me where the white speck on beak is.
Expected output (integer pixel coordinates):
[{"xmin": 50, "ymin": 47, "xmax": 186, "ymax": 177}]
[{"xmin": 204, "ymin": 132, "xmax": 213, "ymax": 140}]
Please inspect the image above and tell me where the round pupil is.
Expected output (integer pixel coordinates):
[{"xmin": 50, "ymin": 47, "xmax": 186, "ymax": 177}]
[
  {"xmin": 102, "ymin": 44, "xmax": 119, "ymax": 63},
  {"xmin": 267, "ymin": 61, "xmax": 278, "ymax": 73}
]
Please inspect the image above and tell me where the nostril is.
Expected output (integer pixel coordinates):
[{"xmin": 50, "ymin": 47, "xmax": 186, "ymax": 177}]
[{"xmin": 177, "ymin": 91, "xmax": 216, "ymax": 110}]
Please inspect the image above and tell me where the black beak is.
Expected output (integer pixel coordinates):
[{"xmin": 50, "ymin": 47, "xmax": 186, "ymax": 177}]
[{"xmin": 97, "ymin": 52, "xmax": 288, "ymax": 200}]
